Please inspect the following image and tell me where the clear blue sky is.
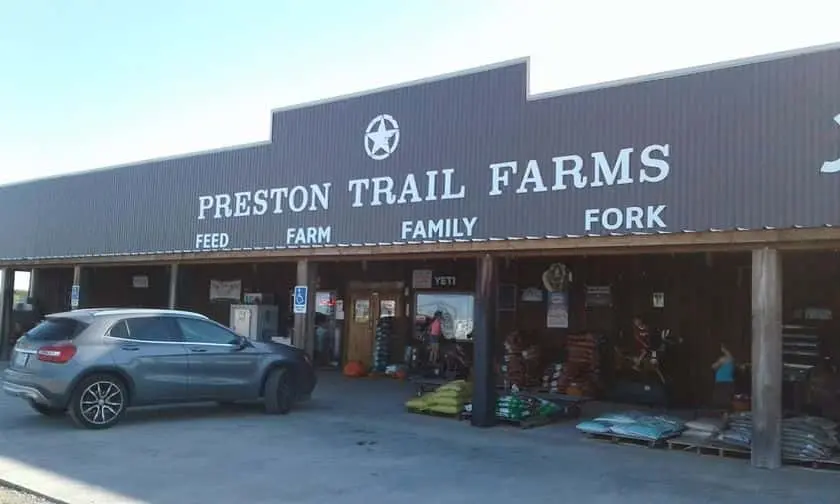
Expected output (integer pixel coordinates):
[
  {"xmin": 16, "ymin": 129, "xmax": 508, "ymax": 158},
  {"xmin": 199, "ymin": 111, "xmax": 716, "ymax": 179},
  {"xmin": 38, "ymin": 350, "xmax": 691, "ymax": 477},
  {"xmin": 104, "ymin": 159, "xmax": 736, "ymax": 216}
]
[{"xmin": 0, "ymin": 0, "xmax": 837, "ymax": 193}]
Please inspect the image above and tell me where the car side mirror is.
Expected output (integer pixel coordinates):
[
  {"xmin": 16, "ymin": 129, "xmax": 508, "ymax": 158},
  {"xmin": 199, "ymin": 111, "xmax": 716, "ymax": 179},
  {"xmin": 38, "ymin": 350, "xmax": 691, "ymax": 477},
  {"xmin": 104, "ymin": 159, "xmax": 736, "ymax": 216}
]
[{"xmin": 234, "ymin": 336, "xmax": 250, "ymax": 349}]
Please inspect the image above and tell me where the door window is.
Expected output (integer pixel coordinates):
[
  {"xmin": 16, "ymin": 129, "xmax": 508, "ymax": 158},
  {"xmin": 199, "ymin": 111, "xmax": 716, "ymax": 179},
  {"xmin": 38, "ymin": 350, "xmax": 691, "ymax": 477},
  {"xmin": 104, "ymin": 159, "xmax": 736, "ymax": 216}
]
[
  {"xmin": 110, "ymin": 317, "xmax": 180, "ymax": 343},
  {"xmin": 415, "ymin": 293, "xmax": 475, "ymax": 340},
  {"xmin": 176, "ymin": 317, "xmax": 239, "ymax": 345}
]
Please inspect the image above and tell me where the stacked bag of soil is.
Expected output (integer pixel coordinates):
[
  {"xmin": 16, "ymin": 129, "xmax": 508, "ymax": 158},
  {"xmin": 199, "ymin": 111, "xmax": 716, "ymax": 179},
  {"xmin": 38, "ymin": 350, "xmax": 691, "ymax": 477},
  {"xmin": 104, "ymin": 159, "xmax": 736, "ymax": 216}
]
[
  {"xmin": 557, "ymin": 333, "xmax": 601, "ymax": 397},
  {"xmin": 782, "ymin": 417, "xmax": 839, "ymax": 460},
  {"xmin": 682, "ymin": 417, "xmax": 726, "ymax": 440},
  {"xmin": 541, "ymin": 362, "xmax": 564, "ymax": 393},
  {"xmin": 576, "ymin": 411, "xmax": 685, "ymax": 442},
  {"xmin": 405, "ymin": 380, "xmax": 472, "ymax": 416},
  {"xmin": 502, "ymin": 331, "xmax": 526, "ymax": 390},
  {"xmin": 372, "ymin": 316, "xmax": 393, "ymax": 373},
  {"xmin": 462, "ymin": 394, "xmax": 562, "ymax": 423},
  {"xmin": 716, "ymin": 412, "xmax": 840, "ymax": 460}
]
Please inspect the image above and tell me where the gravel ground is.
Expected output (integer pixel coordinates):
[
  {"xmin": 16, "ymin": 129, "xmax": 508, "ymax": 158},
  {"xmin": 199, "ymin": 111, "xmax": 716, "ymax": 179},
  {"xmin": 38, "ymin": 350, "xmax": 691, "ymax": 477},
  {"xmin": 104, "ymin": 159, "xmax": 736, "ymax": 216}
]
[{"xmin": 0, "ymin": 486, "xmax": 52, "ymax": 504}]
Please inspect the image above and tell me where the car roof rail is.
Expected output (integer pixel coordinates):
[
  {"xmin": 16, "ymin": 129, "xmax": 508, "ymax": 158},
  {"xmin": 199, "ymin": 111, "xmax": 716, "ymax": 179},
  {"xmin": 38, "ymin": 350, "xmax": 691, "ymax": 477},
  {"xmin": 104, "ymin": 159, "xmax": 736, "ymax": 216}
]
[{"xmin": 88, "ymin": 308, "xmax": 210, "ymax": 319}]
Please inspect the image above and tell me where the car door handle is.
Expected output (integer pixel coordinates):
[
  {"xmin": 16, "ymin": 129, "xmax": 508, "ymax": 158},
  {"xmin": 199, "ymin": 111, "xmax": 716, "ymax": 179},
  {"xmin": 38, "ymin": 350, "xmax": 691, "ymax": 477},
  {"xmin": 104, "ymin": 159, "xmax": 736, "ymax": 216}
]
[
  {"xmin": 189, "ymin": 348, "xmax": 208, "ymax": 353},
  {"xmin": 121, "ymin": 346, "xmax": 140, "ymax": 351}
]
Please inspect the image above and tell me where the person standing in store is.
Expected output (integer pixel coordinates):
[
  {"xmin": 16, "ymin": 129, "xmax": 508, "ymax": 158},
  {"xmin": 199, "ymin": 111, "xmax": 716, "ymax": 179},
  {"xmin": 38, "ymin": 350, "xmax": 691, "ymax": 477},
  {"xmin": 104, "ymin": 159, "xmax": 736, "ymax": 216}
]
[
  {"xmin": 711, "ymin": 344, "xmax": 735, "ymax": 419},
  {"xmin": 428, "ymin": 311, "xmax": 443, "ymax": 366}
]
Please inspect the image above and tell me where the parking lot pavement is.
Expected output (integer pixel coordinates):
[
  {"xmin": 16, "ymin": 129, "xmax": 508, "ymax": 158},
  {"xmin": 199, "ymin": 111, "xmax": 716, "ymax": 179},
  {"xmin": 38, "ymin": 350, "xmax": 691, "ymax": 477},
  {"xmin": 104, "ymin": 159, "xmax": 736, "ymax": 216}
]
[
  {"xmin": 0, "ymin": 373, "xmax": 839, "ymax": 504},
  {"xmin": 0, "ymin": 485, "xmax": 52, "ymax": 504}
]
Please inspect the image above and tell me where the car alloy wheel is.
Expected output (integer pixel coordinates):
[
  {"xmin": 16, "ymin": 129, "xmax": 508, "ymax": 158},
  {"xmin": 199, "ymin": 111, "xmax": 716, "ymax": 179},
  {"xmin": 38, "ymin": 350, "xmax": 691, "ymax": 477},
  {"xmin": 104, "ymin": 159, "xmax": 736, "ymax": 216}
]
[{"xmin": 69, "ymin": 375, "xmax": 127, "ymax": 429}]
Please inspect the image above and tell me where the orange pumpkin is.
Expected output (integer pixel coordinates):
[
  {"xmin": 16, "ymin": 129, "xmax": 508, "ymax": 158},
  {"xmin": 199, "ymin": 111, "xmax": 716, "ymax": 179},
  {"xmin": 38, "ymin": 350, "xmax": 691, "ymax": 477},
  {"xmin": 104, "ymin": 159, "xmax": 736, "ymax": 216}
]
[{"xmin": 343, "ymin": 361, "xmax": 367, "ymax": 378}]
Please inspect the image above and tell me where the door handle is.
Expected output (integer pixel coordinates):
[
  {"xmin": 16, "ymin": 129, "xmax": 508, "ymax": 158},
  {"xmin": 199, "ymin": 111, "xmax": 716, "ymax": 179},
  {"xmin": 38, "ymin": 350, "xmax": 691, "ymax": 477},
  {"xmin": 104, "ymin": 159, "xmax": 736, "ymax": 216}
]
[
  {"xmin": 190, "ymin": 348, "xmax": 208, "ymax": 353},
  {"xmin": 120, "ymin": 346, "xmax": 140, "ymax": 351}
]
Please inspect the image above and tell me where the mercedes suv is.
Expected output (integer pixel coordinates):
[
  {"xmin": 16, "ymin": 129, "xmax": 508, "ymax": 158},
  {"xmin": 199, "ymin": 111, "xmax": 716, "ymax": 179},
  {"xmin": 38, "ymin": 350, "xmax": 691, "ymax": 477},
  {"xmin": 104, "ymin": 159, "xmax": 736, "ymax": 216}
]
[{"xmin": 2, "ymin": 308, "xmax": 316, "ymax": 429}]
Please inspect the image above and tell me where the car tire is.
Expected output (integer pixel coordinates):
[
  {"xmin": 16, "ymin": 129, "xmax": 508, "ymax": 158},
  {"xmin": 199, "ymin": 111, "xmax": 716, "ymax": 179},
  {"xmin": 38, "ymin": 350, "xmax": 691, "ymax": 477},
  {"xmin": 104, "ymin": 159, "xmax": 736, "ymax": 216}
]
[
  {"xmin": 68, "ymin": 374, "xmax": 128, "ymax": 430},
  {"xmin": 264, "ymin": 367, "xmax": 293, "ymax": 415},
  {"xmin": 28, "ymin": 400, "xmax": 65, "ymax": 417}
]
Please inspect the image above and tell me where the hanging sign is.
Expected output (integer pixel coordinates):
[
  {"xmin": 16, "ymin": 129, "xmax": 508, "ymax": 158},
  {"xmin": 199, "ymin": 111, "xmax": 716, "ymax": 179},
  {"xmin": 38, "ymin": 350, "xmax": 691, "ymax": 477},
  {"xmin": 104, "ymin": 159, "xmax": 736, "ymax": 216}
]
[
  {"xmin": 585, "ymin": 285, "xmax": 612, "ymax": 307},
  {"xmin": 412, "ymin": 269, "xmax": 433, "ymax": 289},
  {"xmin": 433, "ymin": 276, "xmax": 457, "ymax": 287},
  {"xmin": 652, "ymin": 292, "xmax": 665, "ymax": 308},
  {"xmin": 542, "ymin": 263, "xmax": 573, "ymax": 292}
]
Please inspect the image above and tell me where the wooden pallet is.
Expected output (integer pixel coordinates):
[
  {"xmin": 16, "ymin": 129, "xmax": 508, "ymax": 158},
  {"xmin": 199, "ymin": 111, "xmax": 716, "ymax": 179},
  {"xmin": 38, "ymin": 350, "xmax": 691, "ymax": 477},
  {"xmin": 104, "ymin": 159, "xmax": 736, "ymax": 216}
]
[
  {"xmin": 666, "ymin": 437, "xmax": 750, "ymax": 459},
  {"xmin": 784, "ymin": 456, "xmax": 840, "ymax": 471},
  {"xmin": 406, "ymin": 407, "xmax": 461, "ymax": 419},
  {"xmin": 586, "ymin": 433, "xmax": 666, "ymax": 448}
]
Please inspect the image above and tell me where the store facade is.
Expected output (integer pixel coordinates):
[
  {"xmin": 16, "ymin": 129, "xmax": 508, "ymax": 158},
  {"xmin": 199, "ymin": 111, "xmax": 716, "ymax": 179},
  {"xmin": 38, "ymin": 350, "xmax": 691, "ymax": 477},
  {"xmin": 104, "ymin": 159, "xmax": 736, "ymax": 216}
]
[{"xmin": 1, "ymin": 43, "xmax": 840, "ymax": 469}]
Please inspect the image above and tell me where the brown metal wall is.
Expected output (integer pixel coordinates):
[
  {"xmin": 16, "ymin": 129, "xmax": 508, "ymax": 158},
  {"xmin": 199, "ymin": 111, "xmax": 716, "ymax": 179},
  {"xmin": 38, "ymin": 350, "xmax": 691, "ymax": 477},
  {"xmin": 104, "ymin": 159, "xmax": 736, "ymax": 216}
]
[{"xmin": 86, "ymin": 266, "xmax": 170, "ymax": 309}]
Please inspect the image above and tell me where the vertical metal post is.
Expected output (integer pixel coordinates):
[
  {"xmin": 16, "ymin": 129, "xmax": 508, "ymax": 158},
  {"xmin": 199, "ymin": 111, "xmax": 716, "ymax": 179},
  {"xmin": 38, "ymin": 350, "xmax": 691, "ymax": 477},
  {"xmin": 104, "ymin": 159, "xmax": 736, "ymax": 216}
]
[
  {"xmin": 0, "ymin": 268, "xmax": 13, "ymax": 359},
  {"xmin": 471, "ymin": 254, "xmax": 498, "ymax": 427},
  {"xmin": 751, "ymin": 247, "xmax": 783, "ymax": 469},
  {"xmin": 168, "ymin": 263, "xmax": 180, "ymax": 309},
  {"xmin": 71, "ymin": 265, "xmax": 82, "ymax": 310}
]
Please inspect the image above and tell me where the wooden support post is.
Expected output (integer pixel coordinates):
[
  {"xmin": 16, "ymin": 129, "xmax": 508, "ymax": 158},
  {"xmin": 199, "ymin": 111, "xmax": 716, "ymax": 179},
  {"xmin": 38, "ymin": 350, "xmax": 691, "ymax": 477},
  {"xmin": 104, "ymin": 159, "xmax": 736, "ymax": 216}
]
[
  {"xmin": 471, "ymin": 254, "xmax": 498, "ymax": 427},
  {"xmin": 751, "ymin": 247, "xmax": 783, "ymax": 469},
  {"xmin": 168, "ymin": 264, "xmax": 180, "ymax": 309},
  {"xmin": 293, "ymin": 260, "xmax": 318, "ymax": 358}
]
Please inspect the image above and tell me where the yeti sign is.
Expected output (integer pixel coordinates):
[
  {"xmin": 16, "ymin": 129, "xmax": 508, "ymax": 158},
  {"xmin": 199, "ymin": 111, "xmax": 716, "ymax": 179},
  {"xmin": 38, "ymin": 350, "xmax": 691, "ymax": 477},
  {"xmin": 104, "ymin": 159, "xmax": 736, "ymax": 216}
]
[{"xmin": 1, "ymin": 45, "xmax": 840, "ymax": 259}]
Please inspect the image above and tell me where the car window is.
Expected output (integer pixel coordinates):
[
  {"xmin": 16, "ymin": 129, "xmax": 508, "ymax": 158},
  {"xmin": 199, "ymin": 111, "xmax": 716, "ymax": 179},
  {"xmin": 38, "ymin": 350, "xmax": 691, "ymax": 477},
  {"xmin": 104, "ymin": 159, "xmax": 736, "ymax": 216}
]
[
  {"xmin": 25, "ymin": 318, "xmax": 88, "ymax": 342},
  {"xmin": 111, "ymin": 317, "xmax": 180, "ymax": 343},
  {"xmin": 176, "ymin": 317, "xmax": 239, "ymax": 345}
]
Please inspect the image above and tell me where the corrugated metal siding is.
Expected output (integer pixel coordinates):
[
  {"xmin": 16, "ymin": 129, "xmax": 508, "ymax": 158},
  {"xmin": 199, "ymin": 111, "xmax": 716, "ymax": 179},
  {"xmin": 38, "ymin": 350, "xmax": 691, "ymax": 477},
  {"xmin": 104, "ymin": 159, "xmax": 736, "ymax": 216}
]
[{"xmin": 1, "ymin": 46, "xmax": 840, "ymax": 261}]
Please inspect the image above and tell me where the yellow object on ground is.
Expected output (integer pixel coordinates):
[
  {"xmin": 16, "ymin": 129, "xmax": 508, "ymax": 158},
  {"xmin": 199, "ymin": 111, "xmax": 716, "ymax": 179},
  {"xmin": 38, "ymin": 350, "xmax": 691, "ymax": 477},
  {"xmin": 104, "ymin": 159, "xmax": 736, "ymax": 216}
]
[{"xmin": 405, "ymin": 379, "xmax": 472, "ymax": 415}]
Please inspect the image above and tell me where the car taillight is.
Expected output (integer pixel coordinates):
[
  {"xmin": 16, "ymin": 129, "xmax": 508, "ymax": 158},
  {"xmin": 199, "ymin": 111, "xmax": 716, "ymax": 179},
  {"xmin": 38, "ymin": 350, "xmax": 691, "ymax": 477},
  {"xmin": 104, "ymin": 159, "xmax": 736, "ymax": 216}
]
[{"xmin": 37, "ymin": 344, "xmax": 77, "ymax": 364}]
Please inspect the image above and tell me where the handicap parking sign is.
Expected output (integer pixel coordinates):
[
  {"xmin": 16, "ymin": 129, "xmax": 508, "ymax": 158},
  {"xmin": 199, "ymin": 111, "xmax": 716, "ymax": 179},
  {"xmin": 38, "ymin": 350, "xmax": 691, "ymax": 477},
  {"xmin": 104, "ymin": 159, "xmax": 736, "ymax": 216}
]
[{"xmin": 293, "ymin": 285, "xmax": 308, "ymax": 314}]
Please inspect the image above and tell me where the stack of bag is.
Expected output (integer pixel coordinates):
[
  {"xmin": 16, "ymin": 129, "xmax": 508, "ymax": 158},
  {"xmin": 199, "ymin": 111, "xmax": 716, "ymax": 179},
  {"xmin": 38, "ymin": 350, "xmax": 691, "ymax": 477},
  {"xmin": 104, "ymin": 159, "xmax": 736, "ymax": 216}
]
[
  {"xmin": 372, "ymin": 317, "xmax": 393, "ymax": 373},
  {"xmin": 541, "ymin": 362, "xmax": 564, "ymax": 392},
  {"xmin": 557, "ymin": 333, "xmax": 601, "ymax": 397},
  {"xmin": 576, "ymin": 411, "xmax": 685, "ymax": 442},
  {"xmin": 502, "ymin": 331, "xmax": 526, "ymax": 390},
  {"xmin": 716, "ymin": 412, "xmax": 839, "ymax": 460},
  {"xmin": 463, "ymin": 394, "xmax": 562, "ymax": 423},
  {"xmin": 405, "ymin": 380, "xmax": 472, "ymax": 416},
  {"xmin": 682, "ymin": 417, "xmax": 726, "ymax": 440}
]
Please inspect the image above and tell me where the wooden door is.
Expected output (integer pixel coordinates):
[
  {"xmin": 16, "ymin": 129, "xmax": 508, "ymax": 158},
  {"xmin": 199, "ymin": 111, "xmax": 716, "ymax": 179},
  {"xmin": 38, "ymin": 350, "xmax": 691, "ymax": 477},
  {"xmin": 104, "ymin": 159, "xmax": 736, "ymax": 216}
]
[{"xmin": 345, "ymin": 288, "xmax": 403, "ymax": 368}]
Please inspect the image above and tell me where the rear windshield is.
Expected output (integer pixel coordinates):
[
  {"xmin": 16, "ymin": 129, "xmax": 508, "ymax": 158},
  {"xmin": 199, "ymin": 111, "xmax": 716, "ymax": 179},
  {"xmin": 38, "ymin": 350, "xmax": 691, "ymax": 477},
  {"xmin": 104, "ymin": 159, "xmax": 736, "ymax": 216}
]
[{"xmin": 24, "ymin": 318, "xmax": 88, "ymax": 342}]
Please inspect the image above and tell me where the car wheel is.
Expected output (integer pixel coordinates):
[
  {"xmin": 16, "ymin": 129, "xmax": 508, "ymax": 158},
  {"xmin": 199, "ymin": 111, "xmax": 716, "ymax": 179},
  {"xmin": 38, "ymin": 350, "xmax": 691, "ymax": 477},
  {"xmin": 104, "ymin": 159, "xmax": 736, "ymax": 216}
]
[
  {"xmin": 28, "ymin": 400, "xmax": 65, "ymax": 417},
  {"xmin": 68, "ymin": 374, "xmax": 128, "ymax": 430},
  {"xmin": 264, "ymin": 367, "xmax": 293, "ymax": 415}
]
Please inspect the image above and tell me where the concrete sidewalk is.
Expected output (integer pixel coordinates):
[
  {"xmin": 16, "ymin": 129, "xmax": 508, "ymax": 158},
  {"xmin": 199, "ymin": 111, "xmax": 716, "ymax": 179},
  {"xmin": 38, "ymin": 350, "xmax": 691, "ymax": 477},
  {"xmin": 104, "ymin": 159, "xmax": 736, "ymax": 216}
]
[{"xmin": 0, "ymin": 373, "xmax": 837, "ymax": 504}]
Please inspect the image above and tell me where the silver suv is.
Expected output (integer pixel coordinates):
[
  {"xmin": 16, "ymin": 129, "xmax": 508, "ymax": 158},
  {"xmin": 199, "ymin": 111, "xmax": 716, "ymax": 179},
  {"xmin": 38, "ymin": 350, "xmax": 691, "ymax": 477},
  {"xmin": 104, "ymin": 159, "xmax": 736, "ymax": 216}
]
[{"xmin": 2, "ymin": 308, "xmax": 316, "ymax": 429}]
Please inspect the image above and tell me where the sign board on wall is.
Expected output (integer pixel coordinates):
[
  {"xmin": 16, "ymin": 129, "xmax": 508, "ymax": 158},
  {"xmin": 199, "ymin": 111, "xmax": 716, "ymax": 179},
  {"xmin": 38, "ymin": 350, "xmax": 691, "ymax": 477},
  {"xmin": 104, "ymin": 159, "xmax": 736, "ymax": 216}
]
[
  {"xmin": 2, "ymin": 46, "xmax": 840, "ymax": 260},
  {"xmin": 132, "ymin": 275, "xmax": 149, "ymax": 289},
  {"xmin": 412, "ymin": 270, "xmax": 433, "ymax": 289}
]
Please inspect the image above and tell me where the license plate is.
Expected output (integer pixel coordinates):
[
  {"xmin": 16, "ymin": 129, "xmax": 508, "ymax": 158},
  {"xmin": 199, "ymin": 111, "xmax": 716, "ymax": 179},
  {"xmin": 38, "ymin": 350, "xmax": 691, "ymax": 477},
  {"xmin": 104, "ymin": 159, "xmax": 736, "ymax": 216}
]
[{"xmin": 12, "ymin": 351, "xmax": 30, "ymax": 368}]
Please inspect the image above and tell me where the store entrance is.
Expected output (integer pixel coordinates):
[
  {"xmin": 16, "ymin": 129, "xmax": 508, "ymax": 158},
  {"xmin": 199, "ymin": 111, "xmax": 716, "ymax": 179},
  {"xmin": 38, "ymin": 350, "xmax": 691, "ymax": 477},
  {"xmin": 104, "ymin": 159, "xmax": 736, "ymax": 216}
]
[{"xmin": 346, "ymin": 283, "xmax": 403, "ymax": 369}]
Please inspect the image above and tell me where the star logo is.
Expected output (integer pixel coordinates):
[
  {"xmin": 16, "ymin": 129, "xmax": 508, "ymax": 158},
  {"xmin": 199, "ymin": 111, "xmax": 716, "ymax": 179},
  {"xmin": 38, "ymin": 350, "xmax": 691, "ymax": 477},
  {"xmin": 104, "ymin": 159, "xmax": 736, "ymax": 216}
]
[
  {"xmin": 820, "ymin": 113, "xmax": 840, "ymax": 174},
  {"xmin": 364, "ymin": 114, "xmax": 400, "ymax": 161}
]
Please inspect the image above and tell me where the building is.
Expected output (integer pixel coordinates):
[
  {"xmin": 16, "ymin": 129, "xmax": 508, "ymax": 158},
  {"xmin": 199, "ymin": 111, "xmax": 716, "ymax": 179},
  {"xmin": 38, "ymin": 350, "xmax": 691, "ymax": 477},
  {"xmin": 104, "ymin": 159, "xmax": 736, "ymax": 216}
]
[{"xmin": 2, "ymin": 43, "xmax": 840, "ymax": 469}]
